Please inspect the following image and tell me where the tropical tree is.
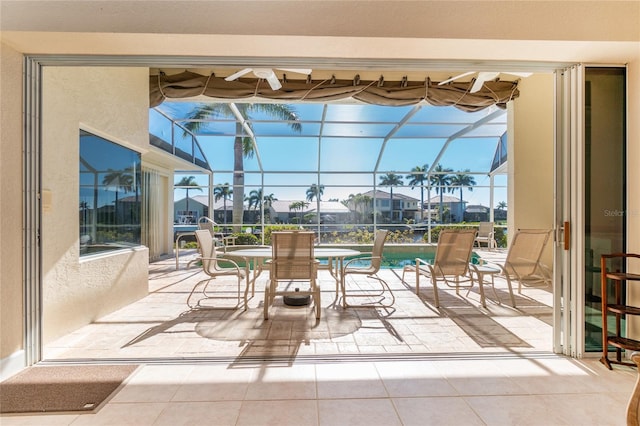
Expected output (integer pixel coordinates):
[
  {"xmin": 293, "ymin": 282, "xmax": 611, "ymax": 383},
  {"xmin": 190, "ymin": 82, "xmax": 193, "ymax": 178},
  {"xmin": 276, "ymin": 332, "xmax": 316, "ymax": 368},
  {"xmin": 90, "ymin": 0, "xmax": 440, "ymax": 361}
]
[
  {"xmin": 184, "ymin": 103, "xmax": 302, "ymax": 231},
  {"xmin": 247, "ymin": 189, "xmax": 262, "ymax": 212},
  {"xmin": 449, "ymin": 169, "xmax": 477, "ymax": 208},
  {"xmin": 496, "ymin": 201, "xmax": 507, "ymax": 210},
  {"xmin": 103, "ymin": 169, "xmax": 134, "ymax": 218},
  {"xmin": 289, "ymin": 200, "xmax": 309, "ymax": 223},
  {"xmin": 247, "ymin": 188, "xmax": 267, "ymax": 222},
  {"xmin": 341, "ymin": 194, "xmax": 373, "ymax": 225},
  {"xmin": 263, "ymin": 192, "xmax": 277, "ymax": 209},
  {"xmin": 429, "ymin": 164, "xmax": 453, "ymax": 222},
  {"xmin": 306, "ymin": 184, "xmax": 325, "ymax": 202},
  {"xmin": 379, "ymin": 172, "xmax": 404, "ymax": 222},
  {"xmin": 213, "ymin": 183, "xmax": 232, "ymax": 225},
  {"xmin": 406, "ymin": 164, "xmax": 429, "ymax": 221},
  {"xmin": 262, "ymin": 192, "xmax": 277, "ymax": 222},
  {"xmin": 175, "ymin": 175, "xmax": 202, "ymax": 216},
  {"xmin": 343, "ymin": 194, "xmax": 357, "ymax": 221},
  {"xmin": 354, "ymin": 194, "xmax": 373, "ymax": 222}
]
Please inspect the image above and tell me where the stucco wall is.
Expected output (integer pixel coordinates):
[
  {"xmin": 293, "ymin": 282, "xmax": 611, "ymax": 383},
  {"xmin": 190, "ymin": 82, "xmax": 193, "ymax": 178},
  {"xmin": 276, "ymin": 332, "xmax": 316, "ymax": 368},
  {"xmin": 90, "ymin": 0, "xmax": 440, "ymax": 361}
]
[
  {"xmin": 510, "ymin": 74, "xmax": 556, "ymax": 266},
  {"xmin": 0, "ymin": 43, "xmax": 25, "ymax": 366},
  {"xmin": 41, "ymin": 66, "xmax": 150, "ymax": 344}
]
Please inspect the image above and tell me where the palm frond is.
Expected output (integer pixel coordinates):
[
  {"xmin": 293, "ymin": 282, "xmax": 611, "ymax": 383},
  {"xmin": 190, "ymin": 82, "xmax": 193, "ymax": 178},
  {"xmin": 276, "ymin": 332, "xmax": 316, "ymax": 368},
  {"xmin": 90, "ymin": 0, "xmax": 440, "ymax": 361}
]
[{"xmin": 249, "ymin": 104, "xmax": 303, "ymax": 133}]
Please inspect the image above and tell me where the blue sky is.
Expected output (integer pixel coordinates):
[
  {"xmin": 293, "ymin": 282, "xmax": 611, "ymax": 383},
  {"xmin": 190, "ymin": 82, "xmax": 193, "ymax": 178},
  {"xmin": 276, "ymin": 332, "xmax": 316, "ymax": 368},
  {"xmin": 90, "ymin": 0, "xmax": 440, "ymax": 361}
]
[{"xmin": 152, "ymin": 102, "xmax": 508, "ymax": 208}]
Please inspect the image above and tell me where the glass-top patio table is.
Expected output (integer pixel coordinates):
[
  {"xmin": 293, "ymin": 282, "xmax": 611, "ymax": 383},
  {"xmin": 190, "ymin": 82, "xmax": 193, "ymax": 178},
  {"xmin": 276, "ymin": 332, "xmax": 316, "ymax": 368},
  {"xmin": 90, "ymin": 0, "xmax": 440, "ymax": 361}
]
[{"xmin": 225, "ymin": 247, "xmax": 361, "ymax": 303}]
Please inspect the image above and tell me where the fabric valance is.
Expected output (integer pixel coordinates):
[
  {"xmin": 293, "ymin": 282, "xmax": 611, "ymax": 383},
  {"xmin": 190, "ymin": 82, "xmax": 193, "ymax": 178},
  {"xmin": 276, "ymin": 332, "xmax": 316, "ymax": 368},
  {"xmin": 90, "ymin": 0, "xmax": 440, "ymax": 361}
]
[{"xmin": 150, "ymin": 71, "xmax": 520, "ymax": 112}]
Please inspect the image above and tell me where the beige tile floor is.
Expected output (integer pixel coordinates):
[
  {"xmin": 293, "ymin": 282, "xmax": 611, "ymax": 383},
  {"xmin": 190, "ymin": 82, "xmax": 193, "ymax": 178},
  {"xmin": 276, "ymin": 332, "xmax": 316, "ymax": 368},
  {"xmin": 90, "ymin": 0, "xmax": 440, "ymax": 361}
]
[{"xmin": 2, "ymin": 248, "xmax": 638, "ymax": 425}]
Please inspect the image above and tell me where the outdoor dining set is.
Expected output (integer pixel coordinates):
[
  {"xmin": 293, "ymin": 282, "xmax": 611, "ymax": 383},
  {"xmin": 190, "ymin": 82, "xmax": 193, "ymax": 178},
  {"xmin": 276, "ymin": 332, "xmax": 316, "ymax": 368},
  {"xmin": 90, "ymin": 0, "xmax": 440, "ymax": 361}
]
[{"xmin": 185, "ymin": 218, "xmax": 553, "ymax": 320}]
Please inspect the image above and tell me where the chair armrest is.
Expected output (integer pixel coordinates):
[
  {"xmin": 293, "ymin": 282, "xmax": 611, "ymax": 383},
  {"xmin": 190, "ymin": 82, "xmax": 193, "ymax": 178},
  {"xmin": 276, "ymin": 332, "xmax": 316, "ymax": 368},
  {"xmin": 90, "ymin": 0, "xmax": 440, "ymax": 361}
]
[
  {"xmin": 201, "ymin": 256, "xmax": 243, "ymax": 272},
  {"xmin": 413, "ymin": 258, "xmax": 436, "ymax": 276},
  {"xmin": 343, "ymin": 255, "xmax": 380, "ymax": 269}
]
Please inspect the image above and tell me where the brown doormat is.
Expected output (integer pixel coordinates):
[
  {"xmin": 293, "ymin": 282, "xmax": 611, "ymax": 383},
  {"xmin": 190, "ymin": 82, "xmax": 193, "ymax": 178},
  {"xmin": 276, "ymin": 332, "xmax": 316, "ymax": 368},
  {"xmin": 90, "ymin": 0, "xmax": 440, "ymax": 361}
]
[{"xmin": 0, "ymin": 364, "xmax": 138, "ymax": 414}]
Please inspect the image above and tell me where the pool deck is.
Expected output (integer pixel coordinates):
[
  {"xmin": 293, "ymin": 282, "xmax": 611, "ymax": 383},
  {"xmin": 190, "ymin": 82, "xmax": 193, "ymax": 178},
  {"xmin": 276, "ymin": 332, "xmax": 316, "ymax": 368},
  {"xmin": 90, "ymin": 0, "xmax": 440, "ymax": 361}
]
[{"xmin": 24, "ymin": 247, "xmax": 638, "ymax": 426}]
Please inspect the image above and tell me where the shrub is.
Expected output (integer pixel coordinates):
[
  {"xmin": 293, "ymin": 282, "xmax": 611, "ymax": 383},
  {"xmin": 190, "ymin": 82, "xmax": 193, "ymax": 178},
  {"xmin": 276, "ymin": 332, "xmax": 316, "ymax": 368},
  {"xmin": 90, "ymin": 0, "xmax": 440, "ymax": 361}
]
[
  {"xmin": 422, "ymin": 223, "xmax": 506, "ymax": 248},
  {"xmin": 262, "ymin": 225, "xmax": 303, "ymax": 245},
  {"xmin": 233, "ymin": 233, "xmax": 260, "ymax": 245}
]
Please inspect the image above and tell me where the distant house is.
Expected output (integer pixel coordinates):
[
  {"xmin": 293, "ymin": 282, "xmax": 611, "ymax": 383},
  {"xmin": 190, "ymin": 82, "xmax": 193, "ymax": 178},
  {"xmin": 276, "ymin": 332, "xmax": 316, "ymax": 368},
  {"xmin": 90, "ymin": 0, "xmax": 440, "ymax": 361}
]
[
  {"xmin": 426, "ymin": 195, "xmax": 466, "ymax": 223},
  {"xmin": 354, "ymin": 190, "xmax": 421, "ymax": 223},
  {"xmin": 174, "ymin": 195, "xmax": 233, "ymax": 224},
  {"xmin": 464, "ymin": 204, "xmax": 490, "ymax": 222},
  {"xmin": 494, "ymin": 208, "xmax": 507, "ymax": 221},
  {"xmin": 268, "ymin": 200, "xmax": 351, "ymax": 224},
  {"xmin": 463, "ymin": 204, "xmax": 507, "ymax": 222}
]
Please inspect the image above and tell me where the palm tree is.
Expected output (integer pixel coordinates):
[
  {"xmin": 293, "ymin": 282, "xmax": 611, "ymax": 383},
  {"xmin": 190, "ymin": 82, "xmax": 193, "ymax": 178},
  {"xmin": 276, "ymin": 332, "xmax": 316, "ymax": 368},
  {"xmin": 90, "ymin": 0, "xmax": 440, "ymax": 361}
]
[
  {"xmin": 248, "ymin": 189, "xmax": 262, "ymax": 211},
  {"xmin": 379, "ymin": 172, "xmax": 404, "ymax": 222},
  {"xmin": 263, "ymin": 192, "xmax": 276, "ymax": 209},
  {"xmin": 184, "ymin": 103, "xmax": 302, "ymax": 231},
  {"xmin": 406, "ymin": 164, "xmax": 429, "ymax": 221},
  {"xmin": 289, "ymin": 200, "xmax": 309, "ymax": 223},
  {"xmin": 449, "ymin": 170, "xmax": 477, "ymax": 210},
  {"xmin": 213, "ymin": 183, "xmax": 232, "ymax": 225},
  {"xmin": 247, "ymin": 189, "xmax": 264, "ymax": 221},
  {"xmin": 175, "ymin": 175, "xmax": 202, "ymax": 217},
  {"xmin": 262, "ymin": 192, "xmax": 277, "ymax": 222},
  {"xmin": 496, "ymin": 201, "xmax": 507, "ymax": 210},
  {"xmin": 343, "ymin": 194, "xmax": 357, "ymax": 221},
  {"xmin": 356, "ymin": 194, "xmax": 373, "ymax": 222},
  {"xmin": 306, "ymin": 184, "xmax": 325, "ymax": 202},
  {"xmin": 429, "ymin": 164, "xmax": 453, "ymax": 222},
  {"xmin": 103, "ymin": 169, "xmax": 134, "ymax": 219}
]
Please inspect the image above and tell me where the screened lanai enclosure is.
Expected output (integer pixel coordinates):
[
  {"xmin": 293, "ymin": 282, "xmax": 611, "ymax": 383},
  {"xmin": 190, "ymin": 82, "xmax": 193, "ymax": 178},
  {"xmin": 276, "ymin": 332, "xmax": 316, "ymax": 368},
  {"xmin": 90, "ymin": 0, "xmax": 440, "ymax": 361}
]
[
  {"xmin": 151, "ymin": 100, "xmax": 509, "ymax": 245},
  {"xmin": 149, "ymin": 71, "xmax": 516, "ymax": 245}
]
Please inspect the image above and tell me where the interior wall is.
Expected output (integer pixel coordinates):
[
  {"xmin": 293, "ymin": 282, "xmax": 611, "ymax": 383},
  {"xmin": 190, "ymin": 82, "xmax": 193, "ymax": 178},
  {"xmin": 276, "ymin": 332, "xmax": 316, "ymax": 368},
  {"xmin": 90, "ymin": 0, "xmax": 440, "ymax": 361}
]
[
  {"xmin": 510, "ymin": 73, "xmax": 556, "ymax": 266},
  {"xmin": 625, "ymin": 59, "xmax": 640, "ymax": 340},
  {"xmin": 0, "ymin": 41, "xmax": 25, "ymax": 374},
  {"xmin": 41, "ymin": 66, "xmax": 150, "ymax": 344}
]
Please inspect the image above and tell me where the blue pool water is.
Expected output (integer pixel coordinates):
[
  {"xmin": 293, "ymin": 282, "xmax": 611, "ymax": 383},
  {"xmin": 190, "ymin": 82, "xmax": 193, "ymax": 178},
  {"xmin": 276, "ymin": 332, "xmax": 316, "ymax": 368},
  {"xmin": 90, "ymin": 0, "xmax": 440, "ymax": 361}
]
[
  {"xmin": 337, "ymin": 250, "xmax": 481, "ymax": 269},
  {"xmin": 317, "ymin": 245, "xmax": 481, "ymax": 269},
  {"xmin": 221, "ymin": 245, "xmax": 480, "ymax": 269}
]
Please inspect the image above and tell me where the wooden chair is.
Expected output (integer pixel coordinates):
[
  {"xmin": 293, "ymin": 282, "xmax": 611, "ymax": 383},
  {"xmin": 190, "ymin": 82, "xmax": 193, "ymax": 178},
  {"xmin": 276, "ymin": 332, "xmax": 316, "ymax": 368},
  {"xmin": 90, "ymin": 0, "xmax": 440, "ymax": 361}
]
[
  {"xmin": 188, "ymin": 229, "xmax": 246, "ymax": 309},
  {"xmin": 341, "ymin": 229, "xmax": 394, "ymax": 308},
  {"xmin": 402, "ymin": 229, "xmax": 477, "ymax": 307},
  {"xmin": 265, "ymin": 231, "xmax": 320, "ymax": 319}
]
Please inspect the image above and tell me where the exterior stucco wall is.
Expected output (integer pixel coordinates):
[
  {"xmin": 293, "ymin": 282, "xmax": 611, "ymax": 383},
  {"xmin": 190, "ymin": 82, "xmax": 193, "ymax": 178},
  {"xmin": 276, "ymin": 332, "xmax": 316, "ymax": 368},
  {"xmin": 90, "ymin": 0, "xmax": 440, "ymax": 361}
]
[
  {"xmin": 510, "ymin": 74, "xmax": 556, "ymax": 266},
  {"xmin": 0, "ymin": 42, "xmax": 25, "ymax": 369},
  {"xmin": 41, "ymin": 66, "xmax": 149, "ymax": 344}
]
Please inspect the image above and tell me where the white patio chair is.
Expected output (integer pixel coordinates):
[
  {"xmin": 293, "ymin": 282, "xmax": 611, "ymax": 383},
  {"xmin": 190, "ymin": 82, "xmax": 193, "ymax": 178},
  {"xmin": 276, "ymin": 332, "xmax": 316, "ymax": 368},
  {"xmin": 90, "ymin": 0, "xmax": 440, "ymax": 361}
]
[
  {"xmin": 265, "ymin": 231, "xmax": 320, "ymax": 320},
  {"xmin": 402, "ymin": 229, "xmax": 477, "ymax": 307},
  {"xmin": 198, "ymin": 216, "xmax": 236, "ymax": 249},
  {"xmin": 490, "ymin": 229, "xmax": 552, "ymax": 293},
  {"xmin": 341, "ymin": 229, "xmax": 394, "ymax": 308},
  {"xmin": 474, "ymin": 221, "xmax": 496, "ymax": 250},
  {"xmin": 187, "ymin": 229, "xmax": 247, "ymax": 309}
]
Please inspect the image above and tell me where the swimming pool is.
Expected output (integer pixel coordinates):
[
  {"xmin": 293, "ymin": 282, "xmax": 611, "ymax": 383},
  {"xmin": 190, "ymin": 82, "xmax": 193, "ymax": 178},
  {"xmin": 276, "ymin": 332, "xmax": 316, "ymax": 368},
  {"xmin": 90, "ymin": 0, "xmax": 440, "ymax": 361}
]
[
  {"xmin": 318, "ymin": 244, "xmax": 481, "ymax": 269},
  {"xmin": 221, "ymin": 244, "xmax": 480, "ymax": 269}
]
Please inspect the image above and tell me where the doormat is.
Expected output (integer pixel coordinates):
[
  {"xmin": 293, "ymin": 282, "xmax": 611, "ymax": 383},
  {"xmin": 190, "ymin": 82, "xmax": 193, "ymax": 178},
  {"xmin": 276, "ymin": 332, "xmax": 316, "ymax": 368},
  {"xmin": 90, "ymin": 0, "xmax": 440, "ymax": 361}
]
[{"xmin": 0, "ymin": 364, "xmax": 138, "ymax": 414}]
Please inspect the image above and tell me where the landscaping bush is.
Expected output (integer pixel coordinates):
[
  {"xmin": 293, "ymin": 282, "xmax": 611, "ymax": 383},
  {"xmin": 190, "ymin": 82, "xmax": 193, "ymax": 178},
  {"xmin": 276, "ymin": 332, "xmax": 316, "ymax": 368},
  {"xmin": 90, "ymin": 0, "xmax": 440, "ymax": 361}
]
[
  {"xmin": 422, "ymin": 223, "xmax": 506, "ymax": 248},
  {"xmin": 232, "ymin": 232, "xmax": 260, "ymax": 245},
  {"xmin": 262, "ymin": 225, "xmax": 304, "ymax": 245}
]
